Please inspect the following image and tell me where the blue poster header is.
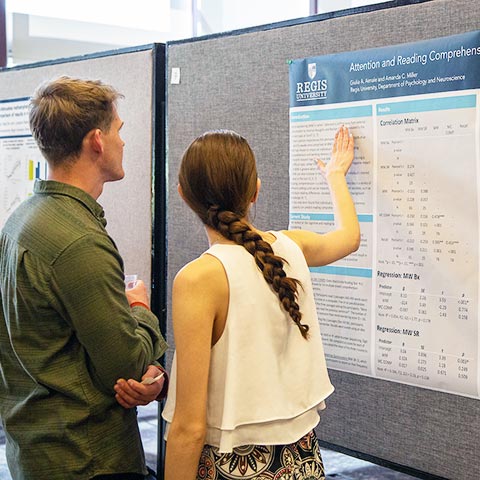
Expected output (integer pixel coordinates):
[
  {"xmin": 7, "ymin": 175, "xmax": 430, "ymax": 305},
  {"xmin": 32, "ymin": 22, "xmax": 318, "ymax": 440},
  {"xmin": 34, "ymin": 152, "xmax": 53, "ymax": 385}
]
[{"xmin": 289, "ymin": 30, "xmax": 480, "ymax": 107}]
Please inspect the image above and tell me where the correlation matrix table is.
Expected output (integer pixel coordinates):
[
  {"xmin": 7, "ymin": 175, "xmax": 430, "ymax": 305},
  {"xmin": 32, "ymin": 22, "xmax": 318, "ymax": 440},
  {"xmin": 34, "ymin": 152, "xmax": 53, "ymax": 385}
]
[
  {"xmin": 289, "ymin": 30, "xmax": 480, "ymax": 398},
  {"xmin": 376, "ymin": 94, "xmax": 477, "ymax": 395}
]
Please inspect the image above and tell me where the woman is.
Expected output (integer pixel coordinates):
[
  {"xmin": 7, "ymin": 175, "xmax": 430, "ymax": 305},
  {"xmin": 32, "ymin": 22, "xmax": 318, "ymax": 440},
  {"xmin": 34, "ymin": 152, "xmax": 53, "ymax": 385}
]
[{"xmin": 163, "ymin": 126, "xmax": 360, "ymax": 479}]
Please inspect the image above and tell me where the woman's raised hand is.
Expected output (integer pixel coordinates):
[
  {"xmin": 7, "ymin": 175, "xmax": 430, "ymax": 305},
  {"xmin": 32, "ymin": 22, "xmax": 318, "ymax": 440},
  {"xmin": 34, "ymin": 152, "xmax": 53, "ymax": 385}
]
[{"xmin": 317, "ymin": 125, "xmax": 354, "ymax": 177}]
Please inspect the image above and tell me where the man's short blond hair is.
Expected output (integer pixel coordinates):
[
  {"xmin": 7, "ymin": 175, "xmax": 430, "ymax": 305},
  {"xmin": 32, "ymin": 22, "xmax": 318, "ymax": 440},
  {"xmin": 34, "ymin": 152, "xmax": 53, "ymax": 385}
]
[{"xmin": 29, "ymin": 76, "xmax": 123, "ymax": 166}]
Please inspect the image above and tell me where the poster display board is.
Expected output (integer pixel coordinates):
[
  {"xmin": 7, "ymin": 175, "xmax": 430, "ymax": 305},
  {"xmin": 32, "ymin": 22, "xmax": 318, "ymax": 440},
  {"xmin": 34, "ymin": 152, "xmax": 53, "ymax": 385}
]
[
  {"xmin": 0, "ymin": 46, "xmax": 162, "ymax": 291},
  {"xmin": 168, "ymin": 2, "xmax": 480, "ymax": 476},
  {"xmin": 289, "ymin": 30, "xmax": 480, "ymax": 398},
  {"xmin": 0, "ymin": 44, "xmax": 166, "ymax": 476}
]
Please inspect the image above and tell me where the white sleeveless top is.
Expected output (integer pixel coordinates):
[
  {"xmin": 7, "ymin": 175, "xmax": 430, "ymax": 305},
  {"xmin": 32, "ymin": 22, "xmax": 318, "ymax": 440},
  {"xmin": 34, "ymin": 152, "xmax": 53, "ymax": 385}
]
[{"xmin": 162, "ymin": 231, "xmax": 334, "ymax": 452}]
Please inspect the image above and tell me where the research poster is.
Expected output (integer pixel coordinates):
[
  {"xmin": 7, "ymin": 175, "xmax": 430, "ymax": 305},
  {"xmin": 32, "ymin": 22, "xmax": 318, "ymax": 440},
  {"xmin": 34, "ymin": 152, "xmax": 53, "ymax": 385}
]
[
  {"xmin": 0, "ymin": 97, "xmax": 46, "ymax": 228},
  {"xmin": 289, "ymin": 30, "xmax": 480, "ymax": 398}
]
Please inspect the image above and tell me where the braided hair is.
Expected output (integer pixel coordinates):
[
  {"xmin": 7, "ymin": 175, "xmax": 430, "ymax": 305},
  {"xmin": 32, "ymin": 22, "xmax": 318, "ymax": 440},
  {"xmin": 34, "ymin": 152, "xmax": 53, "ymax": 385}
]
[{"xmin": 179, "ymin": 130, "xmax": 309, "ymax": 339}]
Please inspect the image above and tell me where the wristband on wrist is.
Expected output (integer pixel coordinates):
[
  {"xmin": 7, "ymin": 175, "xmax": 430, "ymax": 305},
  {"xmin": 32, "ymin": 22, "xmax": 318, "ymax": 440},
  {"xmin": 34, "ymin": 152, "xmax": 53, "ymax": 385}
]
[{"xmin": 130, "ymin": 301, "xmax": 150, "ymax": 310}]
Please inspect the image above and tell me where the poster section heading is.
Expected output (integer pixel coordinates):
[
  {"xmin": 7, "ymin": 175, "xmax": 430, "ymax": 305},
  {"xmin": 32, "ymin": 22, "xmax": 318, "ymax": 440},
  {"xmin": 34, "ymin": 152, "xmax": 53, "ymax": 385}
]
[
  {"xmin": 0, "ymin": 97, "xmax": 31, "ymax": 138},
  {"xmin": 289, "ymin": 30, "xmax": 480, "ymax": 107}
]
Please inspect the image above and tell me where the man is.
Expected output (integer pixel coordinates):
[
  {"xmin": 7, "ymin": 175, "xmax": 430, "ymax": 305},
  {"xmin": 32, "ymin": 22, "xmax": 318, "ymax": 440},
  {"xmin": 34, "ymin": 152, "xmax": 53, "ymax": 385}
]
[{"xmin": 0, "ymin": 76, "xmax": 167, "ymax": 480}]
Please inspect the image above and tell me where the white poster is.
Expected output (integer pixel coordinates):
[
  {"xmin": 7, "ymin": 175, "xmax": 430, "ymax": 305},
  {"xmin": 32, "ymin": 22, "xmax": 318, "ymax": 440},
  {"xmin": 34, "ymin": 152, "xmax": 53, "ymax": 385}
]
[
  {"xmin": 0, "ymin": 97, "xmax": 47, "ymax": 227},
  {"xmin": 289, "ymin": 31, "xmax": 480, "ymax": 398}
]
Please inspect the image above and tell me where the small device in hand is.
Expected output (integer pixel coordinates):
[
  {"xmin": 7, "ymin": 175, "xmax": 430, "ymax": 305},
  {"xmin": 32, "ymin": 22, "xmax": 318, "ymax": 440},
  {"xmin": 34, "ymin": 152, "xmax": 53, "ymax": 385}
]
[
  {"xmin": 124, "ymin": 274, "xmax": 138, "ymax": 290},
  {"xmin": 141, "ymin": 372, "xmax": 164, "ymax": 385}
]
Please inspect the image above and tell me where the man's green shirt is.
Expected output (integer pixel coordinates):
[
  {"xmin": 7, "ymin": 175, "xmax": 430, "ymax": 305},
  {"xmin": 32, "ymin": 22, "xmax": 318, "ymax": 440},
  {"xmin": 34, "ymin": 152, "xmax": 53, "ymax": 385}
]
[{"xmin": 0, "ymin": 180, "xmax": 168, "ymax": 480}]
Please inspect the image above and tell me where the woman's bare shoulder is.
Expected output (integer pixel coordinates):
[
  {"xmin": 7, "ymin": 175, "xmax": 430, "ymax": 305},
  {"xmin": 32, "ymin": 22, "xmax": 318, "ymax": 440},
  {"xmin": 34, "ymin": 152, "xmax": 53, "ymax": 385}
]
[{"xmin": 174, "ymin": 253, "xmax": 226, "ymax": 288}]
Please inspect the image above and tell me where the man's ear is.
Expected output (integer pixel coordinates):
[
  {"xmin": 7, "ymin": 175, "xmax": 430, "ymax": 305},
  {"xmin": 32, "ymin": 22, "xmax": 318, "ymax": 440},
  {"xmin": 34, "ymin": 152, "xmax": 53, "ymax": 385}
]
[
  {"xmin": 84, "ymin": 128, "xmax": 103, "ymax": 154},
  {"xmin": 177, "ymin": 184, "xmax": 185, "ymax": 201},
  {"xmin": 252, "ymin": 178, "xmax": 261, "ymax": 203}
]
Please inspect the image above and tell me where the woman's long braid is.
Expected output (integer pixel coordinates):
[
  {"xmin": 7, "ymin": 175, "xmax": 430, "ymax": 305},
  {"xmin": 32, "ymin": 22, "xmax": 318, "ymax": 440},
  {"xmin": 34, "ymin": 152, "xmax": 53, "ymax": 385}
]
[
  {"xmin": 179, "ymin": 130, "xmax": 309, "ymax": 338},
  {"xmin": 208, "ymin": 206, "xmax": 309, "ymax": 339}
]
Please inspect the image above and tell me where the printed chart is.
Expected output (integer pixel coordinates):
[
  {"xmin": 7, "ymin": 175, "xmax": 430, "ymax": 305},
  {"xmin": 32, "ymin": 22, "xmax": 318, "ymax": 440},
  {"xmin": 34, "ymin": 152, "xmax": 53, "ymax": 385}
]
[
  {"xmin": 289, "ymin": 31, "xmax": 480, "ymax": 398},
  {"xmin": 0, "ymin": 98, "xmax": 47, "ymax": 227}
]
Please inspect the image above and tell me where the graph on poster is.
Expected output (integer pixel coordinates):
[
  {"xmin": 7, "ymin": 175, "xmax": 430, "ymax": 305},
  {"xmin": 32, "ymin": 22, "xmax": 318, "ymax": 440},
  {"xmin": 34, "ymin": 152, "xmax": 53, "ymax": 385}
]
[
  {"xmin": 289, "ymin": 31, "xmax": 480, "ymax": 398},
  {"xmin": 0, "ymin": 98, "xmax": 47, "ymax": 227}
]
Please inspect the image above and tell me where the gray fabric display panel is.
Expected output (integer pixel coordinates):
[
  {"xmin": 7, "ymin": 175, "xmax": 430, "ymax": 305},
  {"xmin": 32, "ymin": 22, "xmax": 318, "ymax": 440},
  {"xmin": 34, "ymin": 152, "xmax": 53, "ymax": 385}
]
[
  {"xmin": 0, "ymin": 46, "xmax": 161, "ymax": 292},
  {"xmin": 166, "ymin": 1, "xmax": 480, "ymax": 478}
]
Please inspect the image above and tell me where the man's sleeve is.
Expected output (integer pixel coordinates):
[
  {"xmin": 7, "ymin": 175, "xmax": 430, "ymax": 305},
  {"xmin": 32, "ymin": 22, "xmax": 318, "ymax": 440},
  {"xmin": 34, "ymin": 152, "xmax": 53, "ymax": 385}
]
[{"xmin": 49, "ymin": 232, "xmax": 168, "ymax": 391}]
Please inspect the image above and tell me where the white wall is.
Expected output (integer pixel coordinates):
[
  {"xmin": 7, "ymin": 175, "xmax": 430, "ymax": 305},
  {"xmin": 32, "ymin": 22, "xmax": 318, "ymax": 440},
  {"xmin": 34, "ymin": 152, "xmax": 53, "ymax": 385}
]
[{"xmin": 6, "ymin": 1, "xmax": 389, "ymax": 65}]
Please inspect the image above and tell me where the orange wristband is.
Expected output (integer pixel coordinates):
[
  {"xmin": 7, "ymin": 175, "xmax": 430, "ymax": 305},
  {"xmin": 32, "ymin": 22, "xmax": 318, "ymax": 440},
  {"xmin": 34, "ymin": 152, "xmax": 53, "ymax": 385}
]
[{"xmin": 129, "ymin": 301, "xmax": 150, "ymax": 310}]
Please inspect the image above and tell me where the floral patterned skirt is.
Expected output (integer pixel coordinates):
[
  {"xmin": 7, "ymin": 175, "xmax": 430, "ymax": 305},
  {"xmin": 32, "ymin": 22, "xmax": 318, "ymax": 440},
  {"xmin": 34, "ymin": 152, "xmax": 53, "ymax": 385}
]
[{"xmin": 196, "ymin": 430, "xmax": 325, "ymax": 480}]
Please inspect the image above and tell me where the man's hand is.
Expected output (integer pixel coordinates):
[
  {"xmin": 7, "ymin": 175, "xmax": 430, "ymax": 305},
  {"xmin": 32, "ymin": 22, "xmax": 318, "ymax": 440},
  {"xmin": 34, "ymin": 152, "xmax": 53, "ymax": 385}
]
[
  {"xmin": 125, "ymin": 279, "xmax": 150, "ymax": 309},
  {"xmin": 114, "ymin": 365, "xmax": 167, "ymax": 408}
]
